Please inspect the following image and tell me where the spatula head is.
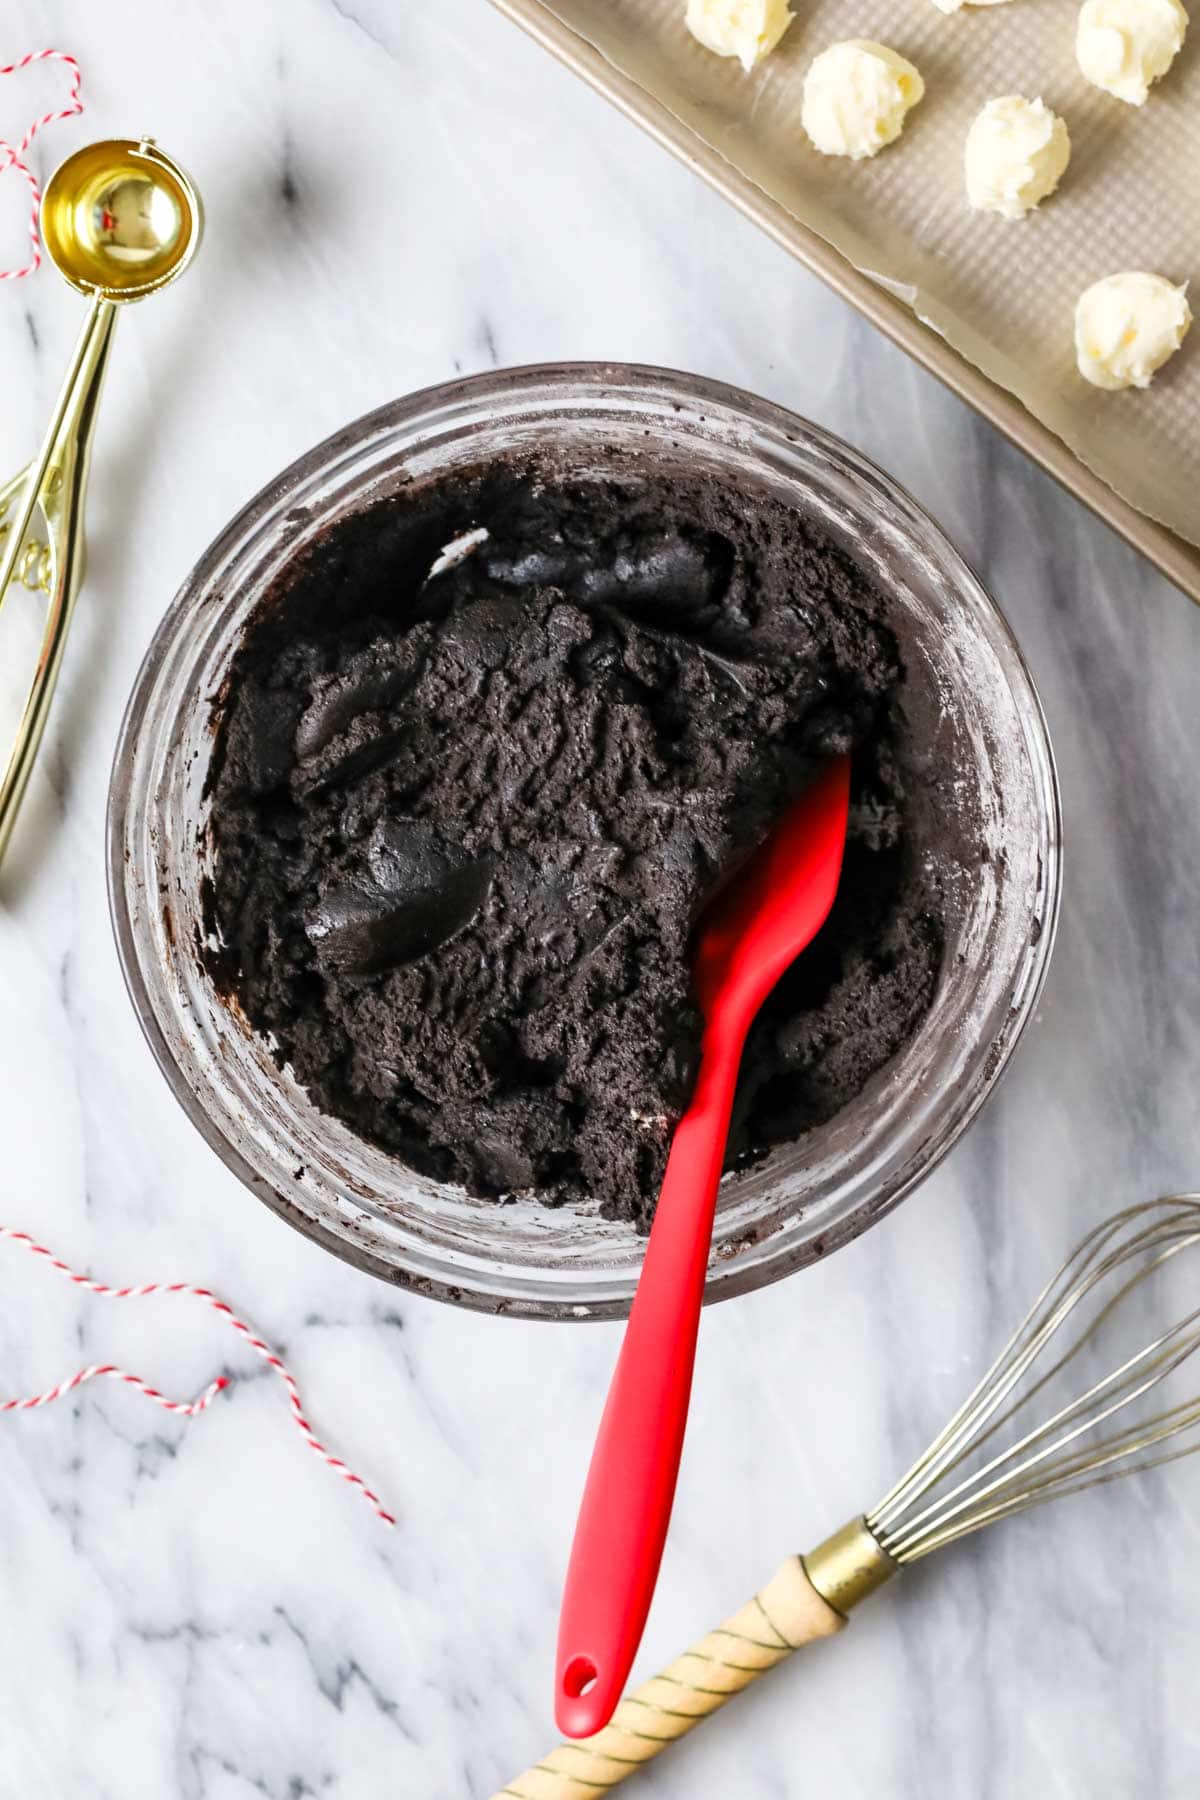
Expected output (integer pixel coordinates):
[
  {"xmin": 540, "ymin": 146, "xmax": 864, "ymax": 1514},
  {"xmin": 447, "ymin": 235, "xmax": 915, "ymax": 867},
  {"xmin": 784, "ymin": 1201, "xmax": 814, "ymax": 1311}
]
[{"xmin": 693, "ymin": 754, "xmax": 851, "ymax": 1022}]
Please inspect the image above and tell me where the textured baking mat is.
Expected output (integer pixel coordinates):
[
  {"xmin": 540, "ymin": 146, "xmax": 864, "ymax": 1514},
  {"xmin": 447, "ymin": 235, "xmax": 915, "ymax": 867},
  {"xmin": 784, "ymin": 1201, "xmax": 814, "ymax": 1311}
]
[{"xmin": 513, "ymin": 0, "xmax": 1199, "ymax": 548}]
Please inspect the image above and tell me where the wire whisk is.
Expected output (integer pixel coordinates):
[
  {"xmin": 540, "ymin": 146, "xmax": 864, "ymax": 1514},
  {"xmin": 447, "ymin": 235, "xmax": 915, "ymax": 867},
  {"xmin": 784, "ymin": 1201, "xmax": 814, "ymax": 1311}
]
[
  {"xmin": 872, "ymin": 1193, "xmax": 1200, "ymax": 1562},
  {"xmin": 498, "ymin": 1195, "xmax": 1200, "ymax": 1799}
]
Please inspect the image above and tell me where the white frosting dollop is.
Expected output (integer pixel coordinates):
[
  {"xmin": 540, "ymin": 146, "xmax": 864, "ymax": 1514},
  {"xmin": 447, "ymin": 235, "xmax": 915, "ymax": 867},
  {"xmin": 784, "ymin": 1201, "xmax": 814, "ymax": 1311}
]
[
  {"xmin": 930, "ymin": 0, "xmax": 1015, "ymax": 16},
  {"xmin": 1075, "ymin": 0, "xmax": 1187, "ymax": 103},
  {"xmin": 685, "ymin": 0, "xmax": 794, "ymax": 71},
  {"xmin": 1075, "ymin": 271, "xmax": 1191, "ymax": 389},
  {"xmin": 801, "ymin": 41, "xmax": 925, "ymax": 160},
  {"xmin": 965, "ymin": 96, "xmax": 1071, "ymax": 218}
]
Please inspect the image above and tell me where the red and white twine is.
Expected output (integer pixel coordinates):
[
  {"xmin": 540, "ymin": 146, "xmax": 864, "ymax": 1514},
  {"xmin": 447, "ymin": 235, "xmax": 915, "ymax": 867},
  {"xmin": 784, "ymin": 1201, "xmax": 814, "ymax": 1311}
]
[
  {"xmin": 0, "ymin": 1359, "xmax": 228, "ymax": 1418},
  {"xmin": 0, "ymin": 1227, "xmax": 397, "ymax": 1529},
  {"xmin": 0, "ymin": 49, "xmax": 84, "ymax": 281}
]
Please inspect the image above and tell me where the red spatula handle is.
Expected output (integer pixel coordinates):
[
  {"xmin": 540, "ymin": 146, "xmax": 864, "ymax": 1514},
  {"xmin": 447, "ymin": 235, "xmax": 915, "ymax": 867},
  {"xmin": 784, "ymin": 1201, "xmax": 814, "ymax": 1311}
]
[{"xmin": 554, "ymin": 1021, "xmax": 744, "ymax": 1739}]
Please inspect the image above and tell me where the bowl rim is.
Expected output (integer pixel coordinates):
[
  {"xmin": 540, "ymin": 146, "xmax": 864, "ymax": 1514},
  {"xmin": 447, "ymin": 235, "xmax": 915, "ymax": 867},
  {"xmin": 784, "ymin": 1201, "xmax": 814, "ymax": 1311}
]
[{"xmin": 107, "ymin": 360, "xmax": 1063, "ymax": 1317}]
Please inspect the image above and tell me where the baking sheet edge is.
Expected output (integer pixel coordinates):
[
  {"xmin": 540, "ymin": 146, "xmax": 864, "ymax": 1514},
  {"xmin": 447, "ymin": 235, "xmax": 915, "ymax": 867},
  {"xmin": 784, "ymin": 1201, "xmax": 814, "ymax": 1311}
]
[{"xmin": 490, "ymin": 0, "xmax": 1200, "ymax": 609}]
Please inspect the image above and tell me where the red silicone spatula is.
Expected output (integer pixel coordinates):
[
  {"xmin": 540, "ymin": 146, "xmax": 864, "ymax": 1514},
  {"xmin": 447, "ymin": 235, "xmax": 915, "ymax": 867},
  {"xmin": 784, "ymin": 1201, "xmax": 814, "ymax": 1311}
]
[{"xmin": 555, "ymin": 754, "xmax": 851, "ymax": 1739}]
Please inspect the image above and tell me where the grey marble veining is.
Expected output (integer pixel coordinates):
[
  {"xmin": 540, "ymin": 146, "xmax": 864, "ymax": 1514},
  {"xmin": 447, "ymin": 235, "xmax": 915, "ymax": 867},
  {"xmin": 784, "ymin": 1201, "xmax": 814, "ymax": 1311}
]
[{"xmin": 0, "ymin": 1, "xmax": 1197, "ymax": 1795}]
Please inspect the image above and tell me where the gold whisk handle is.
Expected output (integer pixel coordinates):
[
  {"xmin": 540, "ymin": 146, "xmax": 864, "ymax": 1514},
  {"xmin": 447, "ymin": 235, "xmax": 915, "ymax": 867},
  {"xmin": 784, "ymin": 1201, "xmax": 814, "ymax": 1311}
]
[{"xmin": 492, "ymin": 1554, "xmax": 850, "ymax": 1799}]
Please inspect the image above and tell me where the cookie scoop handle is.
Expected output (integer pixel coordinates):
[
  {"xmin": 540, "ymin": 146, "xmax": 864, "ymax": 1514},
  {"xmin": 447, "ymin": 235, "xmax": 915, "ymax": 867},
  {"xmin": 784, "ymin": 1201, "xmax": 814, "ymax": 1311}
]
[
  {"xmin": 554, "ymin": 1021, "xmax": 745, "ymax": 1739},
  {"xmin": 504, "ymin": 1556, "xmax": 845, "ymax": 1797}
]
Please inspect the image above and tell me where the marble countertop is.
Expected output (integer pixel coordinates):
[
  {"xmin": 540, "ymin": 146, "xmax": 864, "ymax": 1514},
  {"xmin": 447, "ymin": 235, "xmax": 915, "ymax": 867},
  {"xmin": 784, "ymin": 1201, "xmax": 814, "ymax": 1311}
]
[{"xmin": 1, "ymin": 2, "xmax": 1198, "ymax": 1794}]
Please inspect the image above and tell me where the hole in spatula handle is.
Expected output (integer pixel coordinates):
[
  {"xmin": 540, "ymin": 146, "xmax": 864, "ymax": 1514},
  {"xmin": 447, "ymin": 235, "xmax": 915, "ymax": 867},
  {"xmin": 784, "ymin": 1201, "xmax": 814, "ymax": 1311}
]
[{"xmin": 561, "ymin": 1654, "xmax": 598, "ymax": 1699}]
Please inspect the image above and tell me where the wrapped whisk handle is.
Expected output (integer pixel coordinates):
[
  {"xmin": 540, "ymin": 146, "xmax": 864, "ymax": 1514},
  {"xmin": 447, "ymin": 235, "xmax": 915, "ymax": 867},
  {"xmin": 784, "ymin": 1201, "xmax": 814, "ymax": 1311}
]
[{"xmin": 495, "ymin": 1526, "xmax": 895, "ymax": 1799}]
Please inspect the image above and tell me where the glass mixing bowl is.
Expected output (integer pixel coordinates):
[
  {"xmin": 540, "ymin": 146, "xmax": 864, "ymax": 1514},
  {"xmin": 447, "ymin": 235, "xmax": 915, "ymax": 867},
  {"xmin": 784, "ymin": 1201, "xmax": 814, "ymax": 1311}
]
[{"xmin": 107, "ymin": 364, "xmax": 1061, "ymax": 1320}]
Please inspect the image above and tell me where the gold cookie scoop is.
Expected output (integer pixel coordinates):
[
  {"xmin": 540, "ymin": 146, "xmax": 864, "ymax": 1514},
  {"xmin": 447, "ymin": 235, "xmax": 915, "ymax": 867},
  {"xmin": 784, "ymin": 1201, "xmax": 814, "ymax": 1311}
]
[{"xmin": 0, "ymin": 137, "xmax": 201, "ymax": 868}]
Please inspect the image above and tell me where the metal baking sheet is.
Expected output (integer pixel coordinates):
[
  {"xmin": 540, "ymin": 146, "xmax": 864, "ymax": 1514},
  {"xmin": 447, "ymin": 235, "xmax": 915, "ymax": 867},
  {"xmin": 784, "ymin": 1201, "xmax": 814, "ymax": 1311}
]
[{"xmin": 491, "ymin": 0, "xmax": 1200, "ymax": 605}]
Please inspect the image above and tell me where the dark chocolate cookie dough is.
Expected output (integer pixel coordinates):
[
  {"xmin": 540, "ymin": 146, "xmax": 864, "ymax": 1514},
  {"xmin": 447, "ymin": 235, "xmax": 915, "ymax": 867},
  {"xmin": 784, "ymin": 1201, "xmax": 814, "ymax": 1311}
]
[{"xmin": 207, "ymin": 457, "xmax": 945, "ymax": 1230}]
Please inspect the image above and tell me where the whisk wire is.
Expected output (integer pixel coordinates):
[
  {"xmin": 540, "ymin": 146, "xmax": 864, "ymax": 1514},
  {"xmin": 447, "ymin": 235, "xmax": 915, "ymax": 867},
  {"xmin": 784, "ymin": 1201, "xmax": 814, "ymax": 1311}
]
[
  {"xmin": 885, "ymin": 1339, "xmax": 1200, "ymax": 1560},
  {"xmin": 883, "ymin": 1307, "xmax": 1200, "ymax": 1557},
  {"xmin": 869, "ymin": 1204, "xmax": 1148, "ymax": 1529},
  {"xmin": 908, "ymin": 1416, "xmax": 1200, "ymax": 1558},
  {"xmin": 967, "ymin": 1236, "xmax": 1200, "ymax": 1454},
  {"xmin": 867, "ymin": 1196, "xmax": 1200, "ymax": 1563}
]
